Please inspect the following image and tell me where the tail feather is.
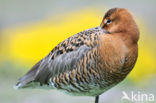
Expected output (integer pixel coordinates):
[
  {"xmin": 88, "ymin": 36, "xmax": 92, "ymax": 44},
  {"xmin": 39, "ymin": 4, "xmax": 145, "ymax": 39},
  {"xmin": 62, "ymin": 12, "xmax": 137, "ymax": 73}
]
[{"xmin": 15, "ymin": 57, "xmax": 51, "ymax": 89}]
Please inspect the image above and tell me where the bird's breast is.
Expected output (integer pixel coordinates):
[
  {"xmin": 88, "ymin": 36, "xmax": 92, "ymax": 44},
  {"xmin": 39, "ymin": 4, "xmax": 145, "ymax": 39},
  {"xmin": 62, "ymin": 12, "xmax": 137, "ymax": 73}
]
[
  {"xmin": 97, "ymin": 34, "xmax": 138, "ymax": 85},
  {"xmin": 98, "ymin": 35, "xmax": 126, "ymax": 72}
]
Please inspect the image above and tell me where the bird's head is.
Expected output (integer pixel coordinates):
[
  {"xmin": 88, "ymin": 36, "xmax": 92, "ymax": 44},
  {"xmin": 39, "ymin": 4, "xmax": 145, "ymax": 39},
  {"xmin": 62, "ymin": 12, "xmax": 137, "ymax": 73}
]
[{"xmin": 100, "ymin": 8, "xmax": 139, "ymax": 44}]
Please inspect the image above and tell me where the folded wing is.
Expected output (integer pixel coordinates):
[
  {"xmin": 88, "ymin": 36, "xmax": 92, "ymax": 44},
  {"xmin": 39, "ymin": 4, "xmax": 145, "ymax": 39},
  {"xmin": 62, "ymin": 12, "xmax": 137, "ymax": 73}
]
[{"xmin": 15, "ymin": 27, "xmax": 107, "ymax": 89}]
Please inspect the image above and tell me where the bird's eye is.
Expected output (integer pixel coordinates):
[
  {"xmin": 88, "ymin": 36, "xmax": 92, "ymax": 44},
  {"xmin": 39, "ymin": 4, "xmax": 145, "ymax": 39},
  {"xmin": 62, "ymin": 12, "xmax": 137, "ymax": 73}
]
[{"xmin": 107, "ymin": 19, "xmax": 112, "ymax": 24}]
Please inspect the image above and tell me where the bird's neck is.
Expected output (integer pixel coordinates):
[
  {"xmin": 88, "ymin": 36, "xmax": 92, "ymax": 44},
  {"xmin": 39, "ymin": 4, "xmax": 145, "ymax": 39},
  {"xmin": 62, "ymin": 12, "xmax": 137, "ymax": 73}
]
[{"xmin": 115, "ymin": 31, "xmax": 139, "ymax": 49}]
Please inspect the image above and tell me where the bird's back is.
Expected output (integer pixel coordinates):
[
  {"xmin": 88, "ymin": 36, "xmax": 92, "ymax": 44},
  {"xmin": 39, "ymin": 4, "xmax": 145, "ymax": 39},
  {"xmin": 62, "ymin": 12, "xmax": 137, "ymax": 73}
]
[
  {"xmin": 15, "ymin": 26, "xmax": 138, "ymax": 96},
  {"xmin": 15, "ymin": 27, "xmax": 107, "ymax": 93}
]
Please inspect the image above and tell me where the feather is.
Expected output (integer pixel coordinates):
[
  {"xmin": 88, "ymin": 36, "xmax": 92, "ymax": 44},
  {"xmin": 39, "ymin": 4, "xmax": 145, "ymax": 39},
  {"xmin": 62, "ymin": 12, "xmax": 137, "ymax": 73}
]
[{"xmin": 15, "ymin": 26, "xmax": 107, "ymax": 89}]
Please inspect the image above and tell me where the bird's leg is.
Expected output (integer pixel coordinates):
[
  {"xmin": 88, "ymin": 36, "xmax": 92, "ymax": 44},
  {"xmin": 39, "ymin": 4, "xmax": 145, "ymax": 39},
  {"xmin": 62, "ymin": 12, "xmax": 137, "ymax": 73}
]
[{"xmin": 95, "ymin": 95, "xmax": 99, "ymax": 103}]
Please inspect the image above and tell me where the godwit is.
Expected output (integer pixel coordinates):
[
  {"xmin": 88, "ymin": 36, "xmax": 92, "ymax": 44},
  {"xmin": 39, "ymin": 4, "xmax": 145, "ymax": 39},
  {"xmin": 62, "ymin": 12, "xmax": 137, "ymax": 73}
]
[{"xmin": 15, "ymin": 8, "xmax": 139, "ymax": 103}]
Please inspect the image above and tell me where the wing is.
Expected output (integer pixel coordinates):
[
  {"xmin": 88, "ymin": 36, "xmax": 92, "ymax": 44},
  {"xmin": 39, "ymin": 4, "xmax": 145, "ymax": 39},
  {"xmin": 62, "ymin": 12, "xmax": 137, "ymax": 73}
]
[{"xmin": 15, "ymin": 26, "xmax": 108, "ymax": 89}]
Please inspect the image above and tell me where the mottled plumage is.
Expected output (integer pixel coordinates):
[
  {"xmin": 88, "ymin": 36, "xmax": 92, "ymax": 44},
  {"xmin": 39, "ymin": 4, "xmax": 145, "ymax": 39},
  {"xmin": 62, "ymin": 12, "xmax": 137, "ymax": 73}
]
[{"xmin": 15, "ymin": 8, "xmax": 139, "ymax": 103}]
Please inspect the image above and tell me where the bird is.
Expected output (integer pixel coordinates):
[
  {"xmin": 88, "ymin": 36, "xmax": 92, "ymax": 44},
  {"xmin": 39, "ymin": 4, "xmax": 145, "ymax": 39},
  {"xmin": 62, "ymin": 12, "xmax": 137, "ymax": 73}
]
[{"xmin": 15, "ymin": 8, "xmax": 139, "ymax": 103}]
